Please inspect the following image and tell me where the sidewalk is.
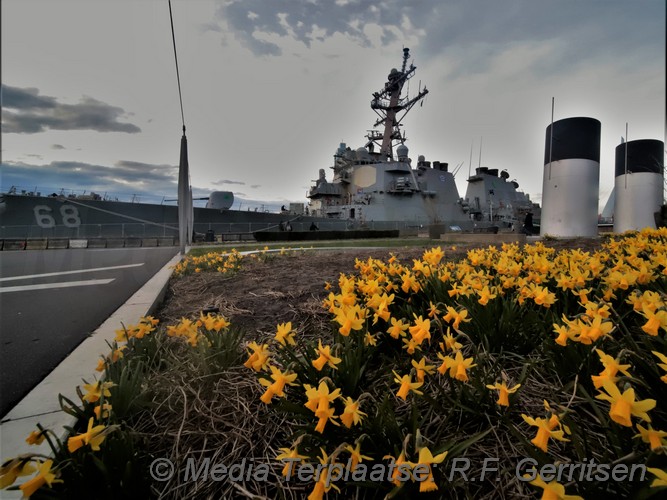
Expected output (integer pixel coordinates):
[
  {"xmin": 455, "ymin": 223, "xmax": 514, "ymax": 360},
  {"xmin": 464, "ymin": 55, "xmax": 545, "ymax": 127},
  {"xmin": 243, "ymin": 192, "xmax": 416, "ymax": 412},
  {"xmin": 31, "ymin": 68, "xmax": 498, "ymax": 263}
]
[{"xmin": 0, "ymin": 253, "xmax": 182, "ymax": 498}]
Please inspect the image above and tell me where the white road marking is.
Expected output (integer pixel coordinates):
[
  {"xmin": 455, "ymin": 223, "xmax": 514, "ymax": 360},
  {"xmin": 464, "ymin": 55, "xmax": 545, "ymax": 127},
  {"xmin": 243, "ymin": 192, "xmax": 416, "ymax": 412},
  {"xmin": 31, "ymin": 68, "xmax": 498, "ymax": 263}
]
[
  {"xmin": 0, "ymin": 278, "xmax": 115, "ymax": 294},
  {"xmin": 0, "ymin": 263, "xmax": 144, "ymax": 283}
]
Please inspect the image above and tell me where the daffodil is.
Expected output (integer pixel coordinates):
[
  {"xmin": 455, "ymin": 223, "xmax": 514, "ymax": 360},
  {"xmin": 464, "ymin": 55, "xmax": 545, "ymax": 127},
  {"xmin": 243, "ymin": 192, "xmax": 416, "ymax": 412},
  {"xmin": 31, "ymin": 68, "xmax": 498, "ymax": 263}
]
[
  {"xmin": 528, "ymin": 476, "xmax": 583, "ymax": 499},
  {"xmin": 387, "ymin": 317, "xmax": 409, "ymax": 339},
  {"xmin": 243, "ymin": 342, "xmax": 271, "ymax": 372},
  {"xmin": 486, "ymin": 381, "xmax": 521, "ymax": 407},
  {"xmin": 18, "ymin": 459, "xmax": 62, "ymax": 498},
  {"xmin": 67, "ymin": 417, "xmax": 109, "ymax": 452},
  {"xmin": 340, "ymin": 397, "xmax": 367, "ymax": 428},
  {"xmin": 653, "ymin": 351, "xmax": 667, "ymax": 383},
  {"xmin": 275, "ymin": 321, "xmax": 296, "ymax": 346},
  {"xmin": 393, "ymin": 371, "xmax": 423, "ymax": 400},
  {"xmin": 476, "ymin": 285, "xmax": 497, "ymax": 306},
  {"xmin": 410, "ymin": 447, "xmax": 447, "ymax": 492},
  {"xmin": 647, "ymin": 467, "xmax": 667, "ymax": 488},
  {"xmin": 411, "ymin": 358, "xmax": 436, "ymax": 383},
  {"xmin": 81, "ymin": 381, "xmax": 114, "ymax": 403},
  {"xmin": 439, "ymin": 328, "xmax": 462, "ymax": 352},
  {"xmin": 595, "ymin": 381, "xmax": 656, "ymax": 427},
  {"xmin": 304, "ymin": 382, "xmax": 341, "ymax": 433},
  {"xmin": 521, "ymin": 413, "xmax": 570, "ymax": 452},
  {"xmin": 276, "ymin": 446, "xmax": 308, "ymax": 477},
  {"xmin": 408, "ymin": 315, "xmax": 431, "ymax": 344},
  {"xmin": 259, "ymin": 366, "xmax": 298, "ymax": 404},
  {"xmin": 639, "ymin": 303, "xmax": 667, "ymax": 336},
  {"xmin": 25, "ymin": 430, "xmax": 46, "ymax": 446},
  {"xmin": 442, "ymin": 306, "xmax": 471, "ymax": 331},
  {"xmin": 333, "ymin": 305, "xmax": 366, "ymax": 336},
  {"xmin": 0, "ymin": 457, "xmax": 36, "ymax": 489},
  {"xmin": 308, "ymin": 448, "xmax": 341, "ymax": 500},
  {"xmin": 344, "ymin": 442, "xmax": 372, "ymax": 470},
  {"xmin": 312, "ymin": 340, "xmax": 342, "ymax": 371},
  {"xmin": 438, "ymin": 351, "xmax": 476, "ymax": 382},
  {"xmin": 634, "ymin": 424, "xmax": 667, "ymax": 450},
  {"xmin": 591, "ymin": 350, "xmax": 632, "ymax": 389}
]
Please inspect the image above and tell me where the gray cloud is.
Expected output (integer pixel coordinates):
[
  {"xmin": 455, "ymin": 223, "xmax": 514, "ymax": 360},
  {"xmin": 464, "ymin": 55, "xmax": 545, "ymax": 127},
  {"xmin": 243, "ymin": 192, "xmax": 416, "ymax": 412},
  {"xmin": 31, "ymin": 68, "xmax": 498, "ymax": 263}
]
[
  {"xmin": 212, "ymin": 179, "xmax": 246, "ymax": 186},
  {"xmin": 51, "ymin": 144, "xmax": 65, "ymax": 150},
  {"xmin": 250, "ymin": 184, "xmax": 261, "ymax": 189},
  {"xmin": 1, "ymin": 85, "xmax": 141, "ymax": 134},
  {"xmin": 214, "ymin": 0, "xmax": 664, "ymax": 75}
]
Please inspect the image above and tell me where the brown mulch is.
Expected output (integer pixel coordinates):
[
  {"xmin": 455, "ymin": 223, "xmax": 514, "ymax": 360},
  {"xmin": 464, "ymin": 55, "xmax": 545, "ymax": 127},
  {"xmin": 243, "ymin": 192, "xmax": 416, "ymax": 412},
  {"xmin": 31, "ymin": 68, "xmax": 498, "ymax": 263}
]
[{"xmin": 154, "ymin": 239, "xmax": 604, "ymax": 337}]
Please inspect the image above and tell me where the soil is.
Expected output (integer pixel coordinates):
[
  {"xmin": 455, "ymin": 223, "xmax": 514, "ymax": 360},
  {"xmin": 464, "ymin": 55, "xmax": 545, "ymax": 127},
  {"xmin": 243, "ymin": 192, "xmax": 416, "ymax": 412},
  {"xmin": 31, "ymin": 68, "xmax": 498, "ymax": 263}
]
[{"xmin": 154, "ymin": 239, "xmax": 605, "ymax": 337}]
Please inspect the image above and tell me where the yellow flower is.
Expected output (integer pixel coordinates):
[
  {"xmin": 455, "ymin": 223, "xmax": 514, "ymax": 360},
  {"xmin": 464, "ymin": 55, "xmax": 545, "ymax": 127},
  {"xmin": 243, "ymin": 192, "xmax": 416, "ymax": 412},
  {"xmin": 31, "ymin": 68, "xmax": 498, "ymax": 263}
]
[
  {"xmin": 647, "ymin": 467, "xmax": 667, "ymax": 488},
  {"xmin": 442, "ymin": 307, "xmax": 471, "ymax": 331},
  {"xmin": 259, "ymin": 366, "xmax": 298, "ymax": 404},
  {"xmin": 93, "ymin": 403, "xmax": 112, "ymax": 420},
  {"xmin": 344, "ymin": 442, "xmax": 372, "ymax": 470},
  {"xmin": 25, "ymin": 430, "xmax": 46, "ymax": 446},
  {"xmin": 18, "ymin": 459, "xmax": 62, "ymax": 498},
  {"xmin": 591, "ymin": 350, "xmax": 632, "ymax": 389},
  {"xmin": 634, "ymin": 424, "xmax": 667, "ymax": 450},
  {"xmin": 408, "ymin": 315, "xmax": 431, "ymax": 344},
  {"xmin": 387, "ymin": 317, "xmax": 409, "ymax": 339},
  {"xmin": 639, "ymin": 303, "xmax": 667, "ymax": 336},
  {"xmin": 411, "ymin": 358, "xmax": 436, "ymax": 383},
  {"xmin": 410, "ymin": 447, "xmax": 447, "ymax": 492},
  {"xmin": 81, "ymin": 381, "xmax": 114, "ymax": 403},
  {"xmin": 276, "ymin": 446, "xmax": 308, "ymax": 477},
  {"xmin": 340, "ymin": 397, "xmax": 367, "ymax": 428},
  {"xmin": 438, "ymin": 351, "xmax": 476, "ymax": 382},
  {"xmin": 485, "ymin": 381, "xmax": 521, "ymax": 407},
  {"xmin": 521, "ymin": 413, "xmax": 570, "ymax": 452},
  {"xmin": 476, "ymin": 285, "xmax": 497, "ymax": 306},
  {"xmin": 333, "ymin": 305, "xmax": 366, "ymax": 336},
  {"xmin": 67, "ymin": 417, "xmax": 109, "ymax": 452},
  {"xmin": 312, "ymin": 340, "xmax": 342, "ymax": 371},
  {"xmin": 275, "ymin": 322, "xmax": 296, "ymax": 346},
  {"xmin": 0, "ymin": 457, "xmax": 36, "ymax": 489},
  {"xmin": 439, "ymin": 328, "xmax": 462, "ymax": 352},
  {"xmin": 304, "ymin": 381, "xmax": 341, "ymax": 433},
  {"xmin": 653, "ymin": 351, "xmax": 667, "ymax": 383},
  {"xmin": 595, "ymin": 381, "xmax": 656, "ymax": 427},
  {"xmin": 243, "ymin": 341, "xmax": 271, "ymax": 372},
  {"xmin": 393, "ymin": 371, "xmax": 423, "ymax": 400},
  {"xmin": 528, "ymin": 476, "xmax": 583, "ymax": 499}
]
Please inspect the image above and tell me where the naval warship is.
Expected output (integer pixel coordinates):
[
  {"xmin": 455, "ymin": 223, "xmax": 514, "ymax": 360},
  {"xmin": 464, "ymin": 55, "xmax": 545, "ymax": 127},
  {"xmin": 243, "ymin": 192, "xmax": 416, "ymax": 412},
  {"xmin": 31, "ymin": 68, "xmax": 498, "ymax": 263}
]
[{"xmin": 0, "ymin": 49, "xmax": 538, "ymax": 242}]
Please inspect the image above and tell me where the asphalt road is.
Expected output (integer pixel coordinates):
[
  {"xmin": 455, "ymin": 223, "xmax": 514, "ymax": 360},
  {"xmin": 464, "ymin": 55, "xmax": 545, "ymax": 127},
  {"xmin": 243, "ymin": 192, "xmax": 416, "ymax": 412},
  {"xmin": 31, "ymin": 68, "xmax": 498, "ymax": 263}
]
[{"xmin": 0, "ymin": 246, "xmax": 179, "ymax": 418}]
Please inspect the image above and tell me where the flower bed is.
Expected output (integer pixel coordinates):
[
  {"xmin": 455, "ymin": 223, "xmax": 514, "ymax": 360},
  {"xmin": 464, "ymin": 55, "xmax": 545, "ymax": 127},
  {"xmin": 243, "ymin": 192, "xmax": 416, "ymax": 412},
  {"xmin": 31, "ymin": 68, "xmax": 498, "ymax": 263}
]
[{"xmin": 2, "ymin": 232, "xmax": 667, "ymax": 499}]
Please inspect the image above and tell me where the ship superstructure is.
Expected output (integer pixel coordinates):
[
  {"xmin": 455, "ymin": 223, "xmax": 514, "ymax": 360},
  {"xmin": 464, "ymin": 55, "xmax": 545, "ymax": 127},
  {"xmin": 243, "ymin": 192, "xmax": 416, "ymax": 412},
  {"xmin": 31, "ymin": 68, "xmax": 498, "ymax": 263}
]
[{"xmin": 308, "ymin": 48, "xmax": 470, "ymax": 226}]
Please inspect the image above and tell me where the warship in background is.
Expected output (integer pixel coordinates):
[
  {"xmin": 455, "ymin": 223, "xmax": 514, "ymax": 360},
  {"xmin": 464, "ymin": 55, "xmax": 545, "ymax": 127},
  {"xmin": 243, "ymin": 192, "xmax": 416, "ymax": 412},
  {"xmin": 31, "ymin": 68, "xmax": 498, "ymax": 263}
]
[
  {"xmin": 0, "ymin": 48, "xmax": 540, "ymax": 243},
  {"xmin": 307, "ymin": 48, "xmax": 539, "ymax": 232}
]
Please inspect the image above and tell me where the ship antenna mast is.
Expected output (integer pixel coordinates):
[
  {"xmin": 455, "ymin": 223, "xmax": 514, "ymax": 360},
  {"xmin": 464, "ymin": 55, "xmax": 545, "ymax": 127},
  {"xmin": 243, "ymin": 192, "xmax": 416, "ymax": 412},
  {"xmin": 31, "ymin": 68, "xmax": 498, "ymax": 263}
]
[{"xmin": 368, "ymin": 48, "xmax": 429, "ymax": 160}]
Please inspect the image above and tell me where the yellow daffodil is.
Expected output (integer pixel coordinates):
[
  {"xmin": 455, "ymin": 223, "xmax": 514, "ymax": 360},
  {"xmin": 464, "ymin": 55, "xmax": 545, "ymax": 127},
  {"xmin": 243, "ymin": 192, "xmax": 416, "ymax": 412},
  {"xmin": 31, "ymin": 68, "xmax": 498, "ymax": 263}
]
[
  {"xmin": 259, "ymin": 366, "xmax": 298, "ymax": 404},
  {"xmin": 521, "ymin": 413, "xmax": 570, "ymax": 452},
  {"xmin": 304, "ymin": 382, "xmax": 341, "ymax": 433},
  {"xmin": 438, "ymin": 351, "xmax": 476, "ymax": 382},
  {"xmin": 18, "ymin": 459, "xmax": 62, "ymax": 498},
  {"xmin": 653, "ymin": 351, "xmax": 667, "ymax": 383},
  {"xmin": 591, "ymin": 350, "xmax": 632, "ymax": 389},
  {"xmin": 243, "ymin": 342, "xmax": 271, "ymax": 372},
  {"xmin": 340, "ymin": 397, "xmax": 367, "ymax": 428},
  {"xmin": 276, "ymin": 446, "xmax": 308, "ymax": 477},
  {"xmin": 93, "ymin": 403, "xmax": 112, "ymax": 420},
  {"xmin": 476, "ymin": 285, "xmax": 497, "ymax": 306},
  {"xmin": 528, "ymin": 476, "xmax": 583, "ymax": 500},
  {"xmin": 312, "ymin": 340, "xmax": 342, "ymax": 371},
  {"xmin": 411, "ymin": 447, "xmax": 447, "ymax": 492},
  {"xmin": 67, "ymin": 417, "xmax": 109, "ymax": 452},
  {"xmin": 81, "ymin": 381, "xmax": 114, "ymax": 403},
  {"xmin": 393, "ymin": 371, "xmax": 423, "ymax": 400},
  {"xmin": 439, "ymin": 328, "xmax": 462, "ymax": 352},
  {"xmin": 442, "ymin": 306, "xmax": 471, "ymax": 331},
  {"xmin": 344, "ymin": 442, "xmax": 372, "ymax": 470},
  {"xmin": 0, "ymin": 458, "xmax": 37, "ymax": 489},
  {"xmin": 275, "ymin": 321, "xmax": 296, "ymax": 346},
  {"xmin": 647, "ymin": 467, "xmax": 667, "ymax": 488},
  {"xmin": 387, "ymin": 317, "xmax": 409, "ymax": 339},
  {"xmin": 25, "ymin": 430, "xmax": 46, "ymax": 446},
  {"xmin": 639, "ymin": 303, "xmax": 667, "ymax": 336},
  {"xmin": 411, "ymin": 358, "xmax": 436, "ymax": 383},
  {"xmin": 485, "ymin": 381, "xmax": 521, "ymax": 407},
  {"xmin": 634, "ymin": 424, "xmax": 667, "ymax": 450},
  {"xmin": 595, "ymin": 381, "xmax": 656, "ymax": 427},
  {"xmin": 333, "ymin": 305, "xmax": 366, "ymax": 336},
  {"xmin": 408, "ymin": 315, "xmax": 431, "ymax": 344}
]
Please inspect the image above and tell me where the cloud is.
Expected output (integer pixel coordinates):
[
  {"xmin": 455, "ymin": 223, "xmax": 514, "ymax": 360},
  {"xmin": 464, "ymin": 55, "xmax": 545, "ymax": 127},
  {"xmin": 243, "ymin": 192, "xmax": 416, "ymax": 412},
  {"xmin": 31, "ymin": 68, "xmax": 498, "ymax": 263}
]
[
  {"xmin": 1, "ymin": 85, "xmax": 141, "ymax": 134},
  {"xmin": 51, "ymin": 144, "xmax": 65, "ymax": 150},
  {"xmin": 212, "ymin": 179, "xmax": 246, "ymax": 186},
  {"xmin": 214, "ymin": 0, "xmax": 664, "ymax": 76},
  {"xmin": 250, "ymin": 184, "xmax": 261, "ymax": 189}
]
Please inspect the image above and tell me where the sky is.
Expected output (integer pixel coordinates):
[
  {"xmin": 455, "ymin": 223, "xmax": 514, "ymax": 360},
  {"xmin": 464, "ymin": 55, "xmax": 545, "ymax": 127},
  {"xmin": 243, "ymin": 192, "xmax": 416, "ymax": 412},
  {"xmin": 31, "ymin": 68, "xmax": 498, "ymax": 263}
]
[{"xmin": 1, "ymin": 0, "xmax": 665, "ymax": 212}]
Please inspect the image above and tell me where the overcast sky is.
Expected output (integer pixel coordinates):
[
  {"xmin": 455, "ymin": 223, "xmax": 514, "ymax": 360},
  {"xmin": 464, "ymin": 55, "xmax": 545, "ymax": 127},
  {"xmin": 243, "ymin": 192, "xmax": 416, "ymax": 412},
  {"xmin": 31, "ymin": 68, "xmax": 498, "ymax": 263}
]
[{"xmin": 2, "ymin": 0, "xmax": 665, "ymax": 211}]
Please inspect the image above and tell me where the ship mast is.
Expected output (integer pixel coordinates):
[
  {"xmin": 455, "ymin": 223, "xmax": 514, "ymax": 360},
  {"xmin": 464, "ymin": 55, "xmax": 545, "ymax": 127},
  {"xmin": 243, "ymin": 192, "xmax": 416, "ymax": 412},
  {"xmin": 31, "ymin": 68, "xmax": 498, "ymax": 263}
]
[{"xmin": 367, "ymin": 48, "xmax": 429, "ymax": 160}]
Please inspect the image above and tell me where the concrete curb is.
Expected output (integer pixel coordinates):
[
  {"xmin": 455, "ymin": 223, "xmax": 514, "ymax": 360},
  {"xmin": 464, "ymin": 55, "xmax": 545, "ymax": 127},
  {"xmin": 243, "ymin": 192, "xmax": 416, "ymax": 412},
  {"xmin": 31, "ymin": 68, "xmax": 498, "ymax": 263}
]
[{"xmin": 0, "ymin": 252, "xmax": 183, "ymax": 496}]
